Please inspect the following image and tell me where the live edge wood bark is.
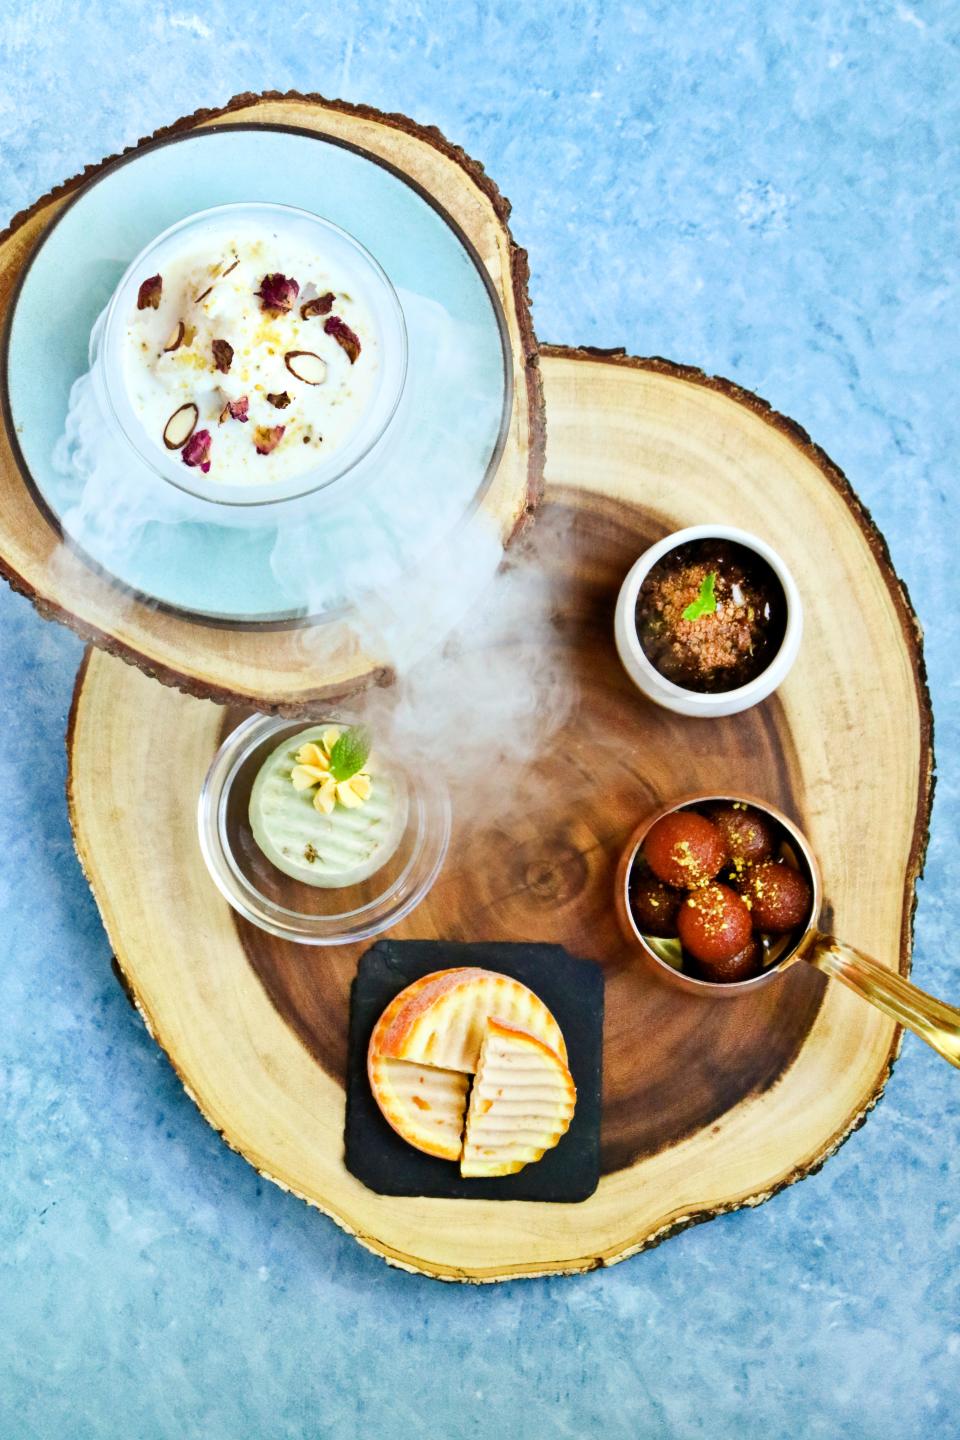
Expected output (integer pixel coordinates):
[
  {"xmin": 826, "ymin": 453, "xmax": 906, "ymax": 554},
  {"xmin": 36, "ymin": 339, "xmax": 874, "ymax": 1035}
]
[{"xmin": 66, "ymin": 347, "xmax": 934, "ymax": 1281}]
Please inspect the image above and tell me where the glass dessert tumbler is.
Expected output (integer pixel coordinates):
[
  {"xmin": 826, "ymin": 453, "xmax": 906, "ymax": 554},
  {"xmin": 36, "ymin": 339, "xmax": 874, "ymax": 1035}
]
[
  {"xmin": 89, "ymin": 201, "xmax": 408, "ymax": 514},
  {"xmin": 616, "ymin": 793, "xmax": 960, "ymax": 1069},
  {"xmin": 198, "ymin": 715, "xmax": 451, "ymax": 944}
]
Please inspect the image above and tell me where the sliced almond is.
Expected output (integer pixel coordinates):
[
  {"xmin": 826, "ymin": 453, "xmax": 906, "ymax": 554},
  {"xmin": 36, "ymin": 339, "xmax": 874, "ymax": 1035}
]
[
  {"xmin": 163, "ymin": 402, "xmax": 199, "ymax": 451},
  {"xmin": 284, "ymin": 350, "xmax": 327, "ymax": 386},
  {"xmin": 162, "ymin": 321, "xmax": 185, "ymax": 353}
]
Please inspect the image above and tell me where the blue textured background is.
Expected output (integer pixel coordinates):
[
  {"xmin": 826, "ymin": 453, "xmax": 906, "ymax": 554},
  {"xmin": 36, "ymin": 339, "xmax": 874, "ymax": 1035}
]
[{"xmin": 2, "ymin": 4, "xmax": 958, "ymax": 1437}]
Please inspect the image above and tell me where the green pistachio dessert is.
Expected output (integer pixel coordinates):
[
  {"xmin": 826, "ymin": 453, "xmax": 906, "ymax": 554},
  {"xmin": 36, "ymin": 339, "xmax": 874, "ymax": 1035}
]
[{"xmin": 248, "ymin": 725, "xmax": 407, "ymax": 888}]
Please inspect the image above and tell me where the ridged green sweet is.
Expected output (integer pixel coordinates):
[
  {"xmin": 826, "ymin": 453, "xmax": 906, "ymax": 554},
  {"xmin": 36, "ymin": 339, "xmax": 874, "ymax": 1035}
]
[{"xmin": 249, "ymin": 727, "xmax": 407, "ymax": 889}]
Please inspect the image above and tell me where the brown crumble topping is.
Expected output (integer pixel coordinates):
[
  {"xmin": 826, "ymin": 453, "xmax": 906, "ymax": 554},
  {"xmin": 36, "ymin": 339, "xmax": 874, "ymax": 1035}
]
[{"xmin": 637, "ymin": 540, "xmax": 785, "ymax": 693}]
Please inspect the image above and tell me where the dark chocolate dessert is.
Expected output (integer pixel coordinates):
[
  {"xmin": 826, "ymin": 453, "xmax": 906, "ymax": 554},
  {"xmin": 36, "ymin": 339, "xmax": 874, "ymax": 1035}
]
[{"xmin": 635, "ymin": 539, "xmax": 787, "ymax": 693}]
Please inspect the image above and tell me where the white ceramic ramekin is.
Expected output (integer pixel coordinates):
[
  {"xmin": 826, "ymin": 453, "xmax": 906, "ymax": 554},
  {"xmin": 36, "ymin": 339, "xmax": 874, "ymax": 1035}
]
[{"xmin": 614, "ymin": 524, "xmax": 803, "ymax": 718}]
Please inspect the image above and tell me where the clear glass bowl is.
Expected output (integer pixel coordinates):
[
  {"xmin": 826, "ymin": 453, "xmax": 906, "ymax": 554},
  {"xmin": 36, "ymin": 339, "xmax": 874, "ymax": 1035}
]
[
  {"xmin": 92, "ymin": 201, "xmax": 408, "ymax": 509},
  {"xmin": 198, "ymin": 715, "xmax": 451, "ymax": 944}
]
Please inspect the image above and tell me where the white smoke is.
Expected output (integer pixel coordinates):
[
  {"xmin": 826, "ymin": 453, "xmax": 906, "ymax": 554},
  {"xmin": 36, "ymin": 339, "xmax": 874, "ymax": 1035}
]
[
  {"xmin": 50, "ymin": 290, "xmax": 576, "ymax": 821},
  {"xmin": 336, "ymin": 506, "xmax": 576, "ymax": 829}
]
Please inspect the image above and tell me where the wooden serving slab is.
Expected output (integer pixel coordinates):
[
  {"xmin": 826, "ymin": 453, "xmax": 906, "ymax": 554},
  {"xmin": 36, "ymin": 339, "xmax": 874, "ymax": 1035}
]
[
  {"xmin": 0, "ymin": 92, "xmax": 542, "ymax": 711},
  {"xmin": 66, "ymin": 347, "xmax": 932, "ymax": 1281}
]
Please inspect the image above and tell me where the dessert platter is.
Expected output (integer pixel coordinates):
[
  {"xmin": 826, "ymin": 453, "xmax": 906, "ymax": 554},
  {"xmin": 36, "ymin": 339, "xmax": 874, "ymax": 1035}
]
[{"xmin": 1, "ymin": 93, "xmax": 954, "ymax": 1280}]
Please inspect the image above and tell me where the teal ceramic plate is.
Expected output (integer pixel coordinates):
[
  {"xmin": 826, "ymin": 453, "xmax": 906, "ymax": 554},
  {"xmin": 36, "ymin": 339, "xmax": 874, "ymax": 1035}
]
[{"xmin": 3, "ymin": 126, "xmax": 511, "ymax": 623}]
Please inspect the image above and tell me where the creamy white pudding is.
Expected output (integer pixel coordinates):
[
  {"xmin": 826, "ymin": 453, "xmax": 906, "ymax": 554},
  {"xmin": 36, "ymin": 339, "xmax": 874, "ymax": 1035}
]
[{"xmin": 122, "ymin": 222, "xmax": 380, "ymax": 486}]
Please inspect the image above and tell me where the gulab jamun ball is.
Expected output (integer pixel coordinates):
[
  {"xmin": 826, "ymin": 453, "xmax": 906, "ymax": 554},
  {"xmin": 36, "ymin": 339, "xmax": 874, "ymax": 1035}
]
[
  {"xmin": 629, "ymin": 874, "xmax": 682, "ymax": 938},
  {"xmin": 643, "ymin": 811, "xmax": 727, "ymax": 889},
  {"xmin": 677, "ymin": 883, "xmax": 753, "ymax": 964},
  {"xmin": 743, "ymin": 861, "xmax": 812, "ymax": 932},
  {"xmin": 687, "ymin": 935, "xmax": 765, "ymax": 985},
  {"xmin": 707, "ymin": 803, "xmax": 776, "ymax": 869}
]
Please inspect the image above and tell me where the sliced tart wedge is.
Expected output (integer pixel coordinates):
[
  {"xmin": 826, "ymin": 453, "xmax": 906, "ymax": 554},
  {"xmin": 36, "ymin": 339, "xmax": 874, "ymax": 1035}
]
[
  {"xmin": 367, "ymin": 1052, "xmax": 470, "ymax": 1162},
  {"xmin": 460, "ymin": 1019, "xmax": 577, "ymax": 1178},
  {"xmin": 367, "ymin": 973, "xmax": 472, "ymax": 1160}
]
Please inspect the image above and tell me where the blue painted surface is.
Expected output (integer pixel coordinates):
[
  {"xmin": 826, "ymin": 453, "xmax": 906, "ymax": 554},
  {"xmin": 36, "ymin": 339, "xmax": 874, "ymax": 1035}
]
[{"xmin": 1, "ymin": 3, "xmax": 958, "ymax": 1437}]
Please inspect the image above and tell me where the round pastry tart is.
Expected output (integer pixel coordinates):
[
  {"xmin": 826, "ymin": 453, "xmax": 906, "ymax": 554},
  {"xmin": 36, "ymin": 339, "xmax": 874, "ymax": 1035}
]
[{"xmin": 367, "ymin": 968, "xmax": 576, "ymax": 1177}]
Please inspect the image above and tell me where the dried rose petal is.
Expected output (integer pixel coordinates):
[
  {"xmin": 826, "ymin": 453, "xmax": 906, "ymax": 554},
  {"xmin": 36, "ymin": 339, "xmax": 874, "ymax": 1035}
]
[
  {"xmin": 255, "ymin": 273, "xmax": 300, "ymax": 314},
  {"xmin": 300, "ymin": 291, "xmax": 335, "ymax": 320},
  {"xmin": 137, "ymin": 274, "xmax": 162, "ymax": 310},
  {"xmin": 253, "ymin": 424, "xmax": 285, "ymax": 455},
  {"xmin": 266, "ymin": 391, "xmax": 291, "ymax": 409},
  {"xmin": 182, "ymin": 429, "xmax": 212, "ymax": 473},
  {"xmin": 219, "ymin": 395, "xmax": 250, "ymax": 424},
  {"xmin": 324, "ymin": 315, "xmax": 361, "ymax": 364},
  {"xmin": 211, "ymin": 339, "xmax": 234, "ymax": 374}
]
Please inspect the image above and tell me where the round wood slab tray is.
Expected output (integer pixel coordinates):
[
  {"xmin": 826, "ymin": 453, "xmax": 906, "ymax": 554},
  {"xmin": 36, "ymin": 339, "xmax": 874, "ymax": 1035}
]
[
  {"xmin": 0, "ymin": 91, "xmax": 542, "ymax": 712},
  {"xmin": 66, "ymin": 347, "xmax": 933, "ymax": 1281}
]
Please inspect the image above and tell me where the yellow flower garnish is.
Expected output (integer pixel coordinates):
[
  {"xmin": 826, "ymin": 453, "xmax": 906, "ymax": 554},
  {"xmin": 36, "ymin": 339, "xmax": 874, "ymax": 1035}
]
[
  {"xmin": 313, "ymin": 777, "xmax": 338, "ymax": 815},
  {"xmin": 335, "ymin": 780, "xmax": 365, "ymax": 810},
  {"xmin": 290, "ymin": 729, "xmax": 373, "ymax": 814}
]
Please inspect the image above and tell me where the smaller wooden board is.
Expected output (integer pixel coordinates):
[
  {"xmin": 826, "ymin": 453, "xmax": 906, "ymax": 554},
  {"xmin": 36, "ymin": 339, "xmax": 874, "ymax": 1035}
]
[
  {"xmin": 346, "ymin": 941, "xmax": 603, "ymax": 1202},
  {"xmin": 0, "ymin": 92, "xmax": 542, "ymax": 712}
]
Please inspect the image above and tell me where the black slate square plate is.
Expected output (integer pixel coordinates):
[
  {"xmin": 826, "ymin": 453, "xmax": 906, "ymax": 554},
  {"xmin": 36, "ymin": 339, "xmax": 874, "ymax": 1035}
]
[{"xmin": 345, "ymin": 940, "xmax": 604, "ymax": 1202}]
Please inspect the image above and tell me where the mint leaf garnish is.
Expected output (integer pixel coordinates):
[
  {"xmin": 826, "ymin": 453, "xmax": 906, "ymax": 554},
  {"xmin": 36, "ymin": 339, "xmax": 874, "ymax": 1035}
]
[
  {"xmin": 682, "ymin": 571, "xmax": 718, "ymax": 622},
  {"xmin": 328, "ymin": 725, "xmax": 372, "ymax": 781}
]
